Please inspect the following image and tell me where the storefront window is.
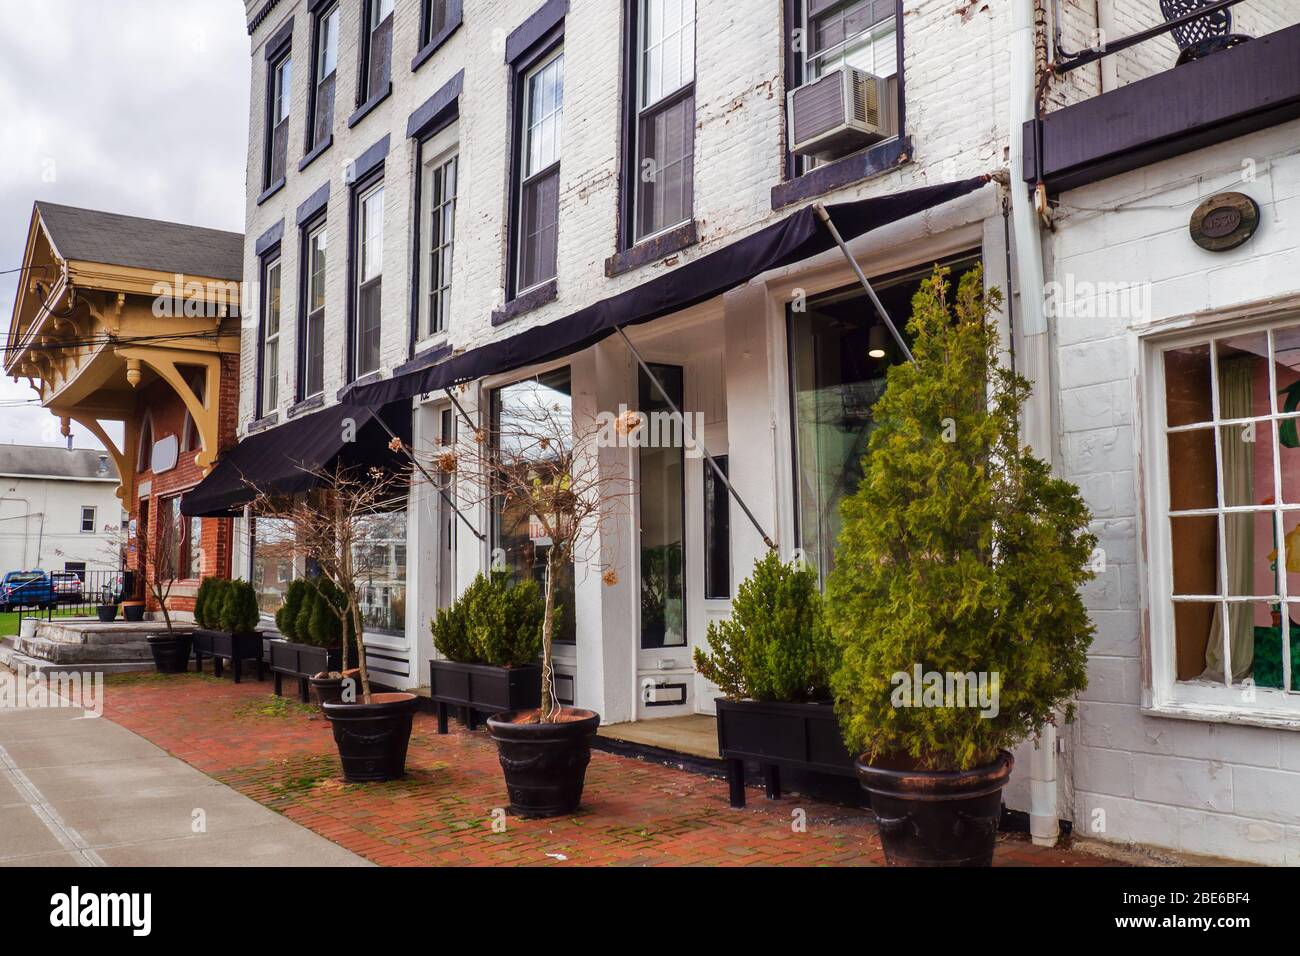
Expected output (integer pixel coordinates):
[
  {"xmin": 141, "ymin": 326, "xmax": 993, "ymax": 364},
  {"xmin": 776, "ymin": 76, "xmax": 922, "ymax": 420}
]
[
  {"xmin": 789, "ymin": 256, "xmax": 980, "ymax": 584},
  {"xmin": 490, "ymin": 368, "xmax": 576, "ymax": 644},
  {"xmin": 250, "ymin": 515, "xmax": 296, "ymax": 616},
  {"xmin": 354, "ymin": 507, "xmax": 407, "ymax": 635},
  {"xmin": 638, "ymin": 364, "xmax": 686, "ymax": 648}
]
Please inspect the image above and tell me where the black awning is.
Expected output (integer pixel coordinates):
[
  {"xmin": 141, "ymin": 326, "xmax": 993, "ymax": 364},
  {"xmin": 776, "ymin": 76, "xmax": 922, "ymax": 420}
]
[
  {"xmin": 180, "ymin": 401, "xmax": 410, "ymax": 517},
  {"xmin": 342, "ymin": 176, "xmax": 991, "ymax": 408}
]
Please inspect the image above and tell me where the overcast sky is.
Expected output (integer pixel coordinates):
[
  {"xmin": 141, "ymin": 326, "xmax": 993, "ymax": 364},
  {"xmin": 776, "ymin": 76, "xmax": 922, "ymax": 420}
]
[{"xmin": 0, "ymin": 0, "xmax": 248, "ymax": 450}]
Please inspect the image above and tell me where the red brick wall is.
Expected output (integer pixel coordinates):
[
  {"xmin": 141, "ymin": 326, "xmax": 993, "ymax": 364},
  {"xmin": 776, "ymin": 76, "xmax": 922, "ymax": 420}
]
[{"xmin": 131, "ymin": 354, "xmax": 240, "ymax": 614}]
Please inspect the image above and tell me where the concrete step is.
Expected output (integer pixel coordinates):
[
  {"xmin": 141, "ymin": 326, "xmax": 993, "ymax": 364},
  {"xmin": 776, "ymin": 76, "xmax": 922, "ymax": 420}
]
[
  {"xmin": 34, "ymin": 621, "xmax": 186, "ymax": 646},
  {"xmin": 13, "ymin": 635, "xmax": 155, "ymax": 664},
  {"xmin": 0, "ymin": 638, "xmax": 154, "ymax": 676}
]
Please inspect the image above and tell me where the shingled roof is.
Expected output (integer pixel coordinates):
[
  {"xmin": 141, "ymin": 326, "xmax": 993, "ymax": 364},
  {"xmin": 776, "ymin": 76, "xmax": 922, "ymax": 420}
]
[
  {"xmin": 35, "ymin": 201, "xmax": 243, "ymax": 281},
  {"xmin": 0, "ymin": 444, "xmax": 119, "ymax": 481}
]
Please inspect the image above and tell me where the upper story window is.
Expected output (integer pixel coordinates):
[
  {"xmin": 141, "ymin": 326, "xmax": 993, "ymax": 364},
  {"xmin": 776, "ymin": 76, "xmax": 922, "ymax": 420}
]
[
  {"xmin": 302, "ymin": 221, "xmax": 328, "ymax": 399},
  {"xmin": 1147, "ymin": 319, "xmax": 1300, "ymax": 719},
  {"xmin": 260, "ymin": 254, "xmax": 282, "ymax": 415},
  {"xmin": 422, "ymin": 0, "xmax": 449, "ymax": 45},
  {"xmin": 515, "ymin": 47, "xmax": 564, "ymax": 295},
  {"xmin": 80, "ymin": 506, "xmax": 96, "ymax": 534},
  {"xmin": 180, "ymin": 365, "xmax": 206, "ymax": 454},
  {"xmin": 418, "ymin": 123, "xmax": 458, "ymax": 343},
  {"xmin": 266, "ymin": 51, "xmax": 292, "ymax": 188},
  {"xmin": 360, "ymin": 0, "xmax": 395, "ymax": 105},
  {"xmin": 354, "ymin": 181, "xmax": 385, "ymax": 378},
  {"xmin": 309, "ymin": 3, "xmax": 339, "ymax": 151},
  {"xmin": 631, "ymin": 0, "xmax": 695, "ymax": 244},
  {"xmin": 805, "ymin": 0, "xmax": 897, "ymax": 83}
]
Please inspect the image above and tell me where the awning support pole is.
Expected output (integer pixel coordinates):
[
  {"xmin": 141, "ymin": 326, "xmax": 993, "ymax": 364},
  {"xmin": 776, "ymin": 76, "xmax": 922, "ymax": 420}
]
[
  {"xmin": 812, "ymin": 203, "xmax": 915, "ymax": 364},
  {"xmin": 614, "ymin": 325, "xmax": 776, "ymax": 551},
  {"xmin": 443, "ymin": 387, "xmax": 478, "ymax": 437},
  {"xmin": 372, "ymin": 412, "xmax": 485, "ymax": 543}
]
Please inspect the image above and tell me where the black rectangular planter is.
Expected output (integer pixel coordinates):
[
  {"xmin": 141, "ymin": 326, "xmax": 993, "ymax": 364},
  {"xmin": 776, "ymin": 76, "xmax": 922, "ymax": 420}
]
[
  {"xmin": 192, "ymin": 628, "xmax": 265, "ymax": 683},
  {"xmin": 714, "ymin": 698, "xmax": 857, "ymax": 808},
  {"xmin": 269, "ymin": 640, "xmax": 343, "ymax": 703},
  {"xmin": 428, "ymin": 659, "xmax": 541, "ymax": 733}
]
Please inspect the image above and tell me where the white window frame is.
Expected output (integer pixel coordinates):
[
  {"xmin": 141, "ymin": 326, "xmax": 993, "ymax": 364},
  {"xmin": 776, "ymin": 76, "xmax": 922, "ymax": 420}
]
[
  {"xmin": 418, "ymin": 122, "xmax": 459, "ymax": 350},
  {"xmin": 803, "ymin": 0, "xmax": 898, "ymax": 84},
  {"xmin": 317, "ymin": 3, "xmax": 338, "ymax": 84},
  {"xmin": 80, "ymin": 506, "xmax": 96, "ymax": 534},
  {"xmin": 303, "ymin": 221, "xmax": 328, "ymax": 399},
  {"xmin": 515, "ymin": 46, "xmax": 564, "ymax": 296},
  {"xmin": 261, "ymin": 255, "xmax": 282, "ymax": 414},
  {"xmin": 1142, "ymin": 313, "xmax": 1300, "ymax": 725},
  {"xmin": 354, "ymin": 180, "xmax": 385, "ymax": 378}
]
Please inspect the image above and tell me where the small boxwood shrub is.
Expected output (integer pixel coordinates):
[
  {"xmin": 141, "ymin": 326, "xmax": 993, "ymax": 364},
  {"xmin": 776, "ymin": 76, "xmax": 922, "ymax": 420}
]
[
  {"xmin": 193, "ymin": 576, "xmax": 217, "ymax": 628},
  {"xmin": 432, "ymin": 571, "xmax": 546, "ymax": 667},
  {"xmin": 197, "ymin": 577, "xmax": 230, "ymax": 629},
  {"xmin": 693, "ymin": 550, "xmax": 836, "ymax": 702},
  {"xmin": 275, "ymin": 578, "xmax": 308, "ymax": 639},
  {"xmin": 219, "ymin": 580, "xmax": 261, "ymax": 634}
]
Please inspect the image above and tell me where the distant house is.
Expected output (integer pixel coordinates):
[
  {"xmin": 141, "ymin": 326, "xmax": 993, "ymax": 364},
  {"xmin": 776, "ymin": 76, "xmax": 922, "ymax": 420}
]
[{"xmin": 0, "ymin": 445, "xmax": 123, "ymax": 575}]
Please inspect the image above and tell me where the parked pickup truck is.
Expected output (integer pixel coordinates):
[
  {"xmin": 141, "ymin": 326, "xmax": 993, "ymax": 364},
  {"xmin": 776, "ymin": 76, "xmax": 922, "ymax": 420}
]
[{"xmin": 0, "ymin": 570, "xmax": 55, "ymax": 611}]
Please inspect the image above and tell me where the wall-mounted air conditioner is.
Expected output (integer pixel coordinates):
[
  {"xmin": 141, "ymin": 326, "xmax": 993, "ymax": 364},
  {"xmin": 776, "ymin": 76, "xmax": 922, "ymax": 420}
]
[{"xmin": 787, "ymin": 66, "xmax": 888, "ymax": 161}]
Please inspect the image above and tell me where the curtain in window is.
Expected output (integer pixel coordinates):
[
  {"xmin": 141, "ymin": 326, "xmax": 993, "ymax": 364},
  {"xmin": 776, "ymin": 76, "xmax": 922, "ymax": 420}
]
[{"xmin": 1204, "ymin": 356, "xmax": 1255, "ymax": 682}]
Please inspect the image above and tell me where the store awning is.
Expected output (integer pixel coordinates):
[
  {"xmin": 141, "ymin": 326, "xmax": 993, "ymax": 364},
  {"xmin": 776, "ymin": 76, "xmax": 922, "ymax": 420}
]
[
  {"xmin": 179, "ymin": 401, "xmax": 410, "ymax": 517},
  {"xmin": 343, "ymin": 175, "xmax": 992, "ymax": 408}
]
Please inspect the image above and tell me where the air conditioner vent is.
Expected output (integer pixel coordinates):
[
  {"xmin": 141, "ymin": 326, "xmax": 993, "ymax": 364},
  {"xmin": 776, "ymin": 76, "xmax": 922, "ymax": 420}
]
[{"xmin": 788, "ymin": 66, "xmax": 888, "ymax": 161}]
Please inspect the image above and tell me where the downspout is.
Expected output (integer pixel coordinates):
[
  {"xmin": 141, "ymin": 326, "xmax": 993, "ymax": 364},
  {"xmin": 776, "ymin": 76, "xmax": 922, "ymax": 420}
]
[{"xmin": 1011, "ymin": 0, "xmax": 1059, "ymax": 848}]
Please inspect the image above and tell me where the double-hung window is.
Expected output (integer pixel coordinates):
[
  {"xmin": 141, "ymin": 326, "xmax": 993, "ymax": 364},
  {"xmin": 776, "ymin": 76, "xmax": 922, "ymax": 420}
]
[
  {"xmin": 308, "ymin": 3, "xmax": 338, "ymax": 151},
  {"xmin": 1148, "ymin": 319, "xmax": 1300, "ymax": 718},
  {"xmin": 260, "ymin": 254, "xmax": 282, "ymax": 415},
  {"xmin": 354, "ymin": 181, "xmax": 385, "ymax": 378},
  {"xmin": 515, "ymin": 47, "xmax": 564, "ymax": 294},
  {"xmin": 422, "ymin": 0, "xmax": 450, "ymax": 44},
  {"xmin": 302, "ymin": 221, "xmax": 328, "ymax": 398},
  {"xmin": 80, "ymin": 506, "xmax": 96, "ymax": 534},
  {"xmin": 631, "ymin": 0, "xmax": 695, "ymax": 243},
  {"xmin": 266, "ymin": 51, "xmax": 292, "ymax": 187},
  {"xmin": 418, "ymin": 124, "xmax": 458, "ymax": 342},
  {"xmin": 360, "ymin": 0, "xmax": 394, "ymax": 105}
]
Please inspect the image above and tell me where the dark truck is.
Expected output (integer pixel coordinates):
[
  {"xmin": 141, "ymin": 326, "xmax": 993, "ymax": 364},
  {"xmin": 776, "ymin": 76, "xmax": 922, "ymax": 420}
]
[{"xmin": 0, "ymin": 570, "xmax": 55, "ymax": 611}]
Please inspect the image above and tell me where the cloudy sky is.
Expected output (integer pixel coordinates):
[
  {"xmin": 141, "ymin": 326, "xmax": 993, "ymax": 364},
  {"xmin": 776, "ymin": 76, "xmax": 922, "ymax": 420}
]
[{"xmin": 0, "ymin": 0, "xmax": 248, "ymax": 450}]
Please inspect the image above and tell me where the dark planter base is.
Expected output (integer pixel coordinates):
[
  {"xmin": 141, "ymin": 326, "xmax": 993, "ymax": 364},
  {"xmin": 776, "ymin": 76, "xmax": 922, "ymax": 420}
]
[
  {"xmin": 322, "ymin": 692, "xmax": 419, "ymax": 782},
  {"xmin": 146, "ymin": 633, "xmax": 193, "ymax": 674},
  {"xmin": 122, "ymin": 603, "xmax": 146, "ymax": 622},
  {"xmin": 96, "ymin": 605, "xmax": 117, "ymax": 623},
  {"xmin": 309, "ymin": 669, "xmax": 361, "ymax": 708},
  {"xmin": 857, "ymin": 750, "xmax": 1014, "ymax": 867},
  {"xmin": 486, "ymin": 708, "xmax": 600, "ymax": 818},
  {"xmin": 429, "ymin": 659, "xmax": 541, "ymax": 733},
  {"xmin": 192, "ymin": 629, "xmax": 265, "ymax": 683},
  {"xmin": 270, "ymin": 641, "xmax": 342, "ymax": 703},
  {"xmin": 714, "ymin": 698, "xmax": 857, "ymax": 808}
]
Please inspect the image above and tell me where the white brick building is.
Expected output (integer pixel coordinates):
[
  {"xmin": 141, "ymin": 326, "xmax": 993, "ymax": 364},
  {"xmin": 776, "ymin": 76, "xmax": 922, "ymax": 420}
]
[{"xmin": 212, "ymin": 0, "xmax": 1300, "ymax": 862}]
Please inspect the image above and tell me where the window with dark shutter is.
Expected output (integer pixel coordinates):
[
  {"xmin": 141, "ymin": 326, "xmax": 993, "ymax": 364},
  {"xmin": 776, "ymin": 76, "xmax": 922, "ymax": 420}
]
[
  {"xmin": 311, "ymin": 4, "xmax": 339, "ymax": 148},
  {"xmin": 268, "ymin": 53, "xmax": 292, "ymax": 186},
  {"xmin": 355, "ymin": 182, "xmax": 384, "ymax": 377},
  {"xmin": 304, "ymin": 222, "xmax": 327, "ymax": 397},
  {"xmin": 632, "ymin": 0, "xmax": 695, "ymax": 243},
  {"xmin": 364, "ymin": 0, "xmax": 394, "ymax": 103},
  {"xmin": 516, "ymin": 48, "xmax": 563, "ymax": 293}
]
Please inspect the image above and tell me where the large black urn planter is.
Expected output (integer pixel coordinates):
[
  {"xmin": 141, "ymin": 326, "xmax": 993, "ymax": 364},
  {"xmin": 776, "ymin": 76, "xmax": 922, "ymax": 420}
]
[
  {"xmin": 428, "ymin": 659, "xmax": 541, "ymax": 733},
  {"xmin": 309, "ymin": 669, "xmax": 362, "ymax": 708},
  {"xmin": 322, "ymin": 692, "xmax": 419, "ymax": 782},
  {"xmin": 146, "ymin": 632, "xmax": 193, "ymax": 674},
  {"xmin": 857, "ymin": 750, "xmax": 1013, "ymax": 867},
  {"xmin": 269, "ymin": 640, "xmax": 342, "ymax": 702},
  {"xmin": 192, "ymin": 629, "xmax": 265, "ymax": 683},
  {"xmin": 486, "ymin": 708, "xmax": 600, "ymax": 819},
  {"xmin": 714, "ymin": 698, "xmax": 857, "ymax": 807}
]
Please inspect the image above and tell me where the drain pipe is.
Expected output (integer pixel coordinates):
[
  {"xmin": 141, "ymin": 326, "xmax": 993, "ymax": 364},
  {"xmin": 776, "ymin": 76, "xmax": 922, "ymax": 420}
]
[{"xmin": 1011, "ymin": 0, "xmax": 1060, "ymax": 848}]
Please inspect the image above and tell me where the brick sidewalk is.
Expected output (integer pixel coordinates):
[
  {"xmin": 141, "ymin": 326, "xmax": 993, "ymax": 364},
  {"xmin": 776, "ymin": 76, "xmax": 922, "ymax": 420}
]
[{"xmin": 96, "ymin": 672, "xmax": 1117, "ymax": 867}]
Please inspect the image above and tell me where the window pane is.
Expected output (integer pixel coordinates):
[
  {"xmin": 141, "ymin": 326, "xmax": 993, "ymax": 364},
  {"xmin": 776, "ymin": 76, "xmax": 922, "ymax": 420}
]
[
  {"xmin": 1163, "ymin": 343, "xmax": 1213, "ymax": 427},
  {"xmin": 319, "ymin": 6, "xmax": 338, "ymax": 79},
  {"xmin": 490, "ymin": 370, "xmax": 575, "ymax": 644},
  {"xmin": 251, "ymin": 517, "xmax": 296, "ymax": 616},
  {"xmin": 355, "ymin": 506, "xmax": 407, "ymax": 634},
  {"xmin": 1219, "ymin": 422, "xmax": 1273, "ymax": 508},
  {"xmin": 306, "ymin": 227, "xmax": 326, "ymax": 397},
  {"xmin": 519, "ymin": 168, "xmax": 559, "ymax": 290},
  {"xmin": 361, "ymin": 185, "xmax": 384, "ymax": 282},
  {"xmin": 704, "ymin": 455, "xmax": 731, "ymax": 600},
  {"xmin": 639, "ymin": 364, "xmax": 686, "ymax": 648},
  {"xmin": 637, "ymin": 91, "xmax": 694, "ymax": 239},
  {"xmin": 1170, "ymin": 514, "xmax": 1219, "ymax": 596},
  {"xmin": 525, "ymin": 53, "xmax": 564, "ymax": 175},
  {"xmin": 357, "ymin": 279, "xmax": 382, "ymax": 375},
  {"xmin": 642, "ymin": 0, "xmax": 695, "ymax": 107},
  {"xmin": 425, "ymin": 154, "xmax": 456, "ymax": 337},
  {"xmin": 1166, "ymin": 428, "xmax": 1217, "ymax": 512}
]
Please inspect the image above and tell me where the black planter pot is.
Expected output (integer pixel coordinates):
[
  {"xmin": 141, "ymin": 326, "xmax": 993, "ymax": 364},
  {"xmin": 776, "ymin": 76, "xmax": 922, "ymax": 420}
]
[
  {"xmin": 270, "ymin": 640, "xmax": 343, "ymax": 703},
  {"xmin": 192, "ymin": 629, "xmax": 265, "ymax": 683},
  {"xmin": 309, "ymin": 669, "xmax": 362, "ymax": 708},
  {"xmin": 714, "ymin": 698, "xmax": 857, "ymax": 807},
  {"xmin": 146, "ymin": 633, "xmax": 193, "ymax": 674},
  {"xmin": 321, "ymin": 692, "xmax": 420, "ymax": 782},
  {"xmin": 96, "ymin": 605, "xmax": 117, "ymax": 623},
  {"xmin": 428, "ymin": 660, "xmax": 542, "ymax": 733},
  {"xmin": 122, "ymin": 603, "xmax": 146, "ymax": 622},
  {"xmin": 857, "ymin": 750, "xmax": 1014, "ymax": 867},
  {"xmin": 486, "ymin": 708, "xmax": 600, "ymax": 818}
]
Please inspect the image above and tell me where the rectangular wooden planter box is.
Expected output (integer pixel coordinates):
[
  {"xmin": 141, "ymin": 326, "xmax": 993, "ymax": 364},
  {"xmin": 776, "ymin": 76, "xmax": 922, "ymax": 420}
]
[
  {"xmin": 428, "ymin": 659, "xmax": 541, "ymax": 733},
  {"xmin": 192, "ymin": 628, "xmax": 265, "ymax": 683},
  {"xmin": 269, "ymin": 640, "xmax": 342, "ymax": 703},
  {"xmin": 714, "ymin": 698, "xmax": 858, "ymax": 808}
]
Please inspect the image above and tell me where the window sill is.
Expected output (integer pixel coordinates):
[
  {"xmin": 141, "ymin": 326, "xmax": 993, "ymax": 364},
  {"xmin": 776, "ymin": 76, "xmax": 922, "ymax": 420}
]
[
  {"xmin": 491, "ymin": 279, "xmax": 557, "ymax": 326},
  {"xmin": 348, "ymin": 82, "xmax": 392, "ymax": 129},
  {"xmin": 298, "ymin": 134, "xmax": 332, "ymax": 173},
  {"xmin": 771, "ymin": 136, "xmax": 912, "ymax": 211},
  {"xmin": 605, "ymin": 220, "xmax": 698, "ymax": 278},
  {"xmin": 1142, "ymin": 701, "xmax": 1300, "ymax": 732},
  {"xmin": 286, "ymin": 394, "xmax": 325, "ymax": 419},
  {"xmin": 246, "ymin": 412, "xmax": 279, "ymax": 434},
  {"xmin": 400, "ymin": 338, "xmax": 451, "ymax": 375},
  {"xmin": 338, "ymin": 370, "xmax": 383, "ymax": 399},
  {"xmin": 411, "ymin": 17, "xmax": 462, "ymax": 73},
  {"xmin": 255, "ymin": 178, "xmax": 286, "ymax": 206}
]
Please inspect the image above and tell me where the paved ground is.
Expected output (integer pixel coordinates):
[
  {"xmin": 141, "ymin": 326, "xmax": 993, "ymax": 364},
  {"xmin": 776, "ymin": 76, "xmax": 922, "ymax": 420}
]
[
  {"xmin": 0, "ymin": 674, "xmax": 368, "ymax": 867},
  {"xmin": 35, "ymin": 669, "xmax": 1124, "ymax": 867}
]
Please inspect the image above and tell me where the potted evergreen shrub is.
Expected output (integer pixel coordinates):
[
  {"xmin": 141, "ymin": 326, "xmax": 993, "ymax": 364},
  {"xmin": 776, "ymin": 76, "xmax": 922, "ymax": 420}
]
[
  {"xmin": 828, "ymin": 266, "xmax": 1096, "ymax": 867},
  {"xmin": 192, "ymin": 577, "xmax": 265, "ymax": 682},
  {"xmin": 694, "ymin": 550, "xmax": 846, "ymax": 807},
  {"xmin": 269, "ymin": 578, "xmax": 352, "ymax": 703},
  {"xmin": 428, "ymin": 570, "xmax": 546, "ymax": 733},
  {"xmin": 138, "ymin": 511, "xmax": 191, "ymax": 672}
]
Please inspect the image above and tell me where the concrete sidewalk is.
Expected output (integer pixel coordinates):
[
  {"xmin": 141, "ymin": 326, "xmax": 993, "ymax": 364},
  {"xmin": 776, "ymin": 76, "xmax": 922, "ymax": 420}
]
[{"xmin": 0, "ymin": 687, "xmax": 368, "ymax": 867}]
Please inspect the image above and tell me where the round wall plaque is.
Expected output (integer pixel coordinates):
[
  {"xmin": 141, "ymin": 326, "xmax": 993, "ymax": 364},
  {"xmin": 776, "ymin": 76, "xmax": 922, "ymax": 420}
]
[{"xmin": 1190, "ymin": 192, "xmax": 1260, "ymax": 251}]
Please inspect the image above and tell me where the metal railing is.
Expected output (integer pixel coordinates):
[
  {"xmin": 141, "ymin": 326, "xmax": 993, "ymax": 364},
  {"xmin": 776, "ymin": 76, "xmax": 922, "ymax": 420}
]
[{"xmin": 10, "ymin": 569, "xmax": 135, "ymax": 626}]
